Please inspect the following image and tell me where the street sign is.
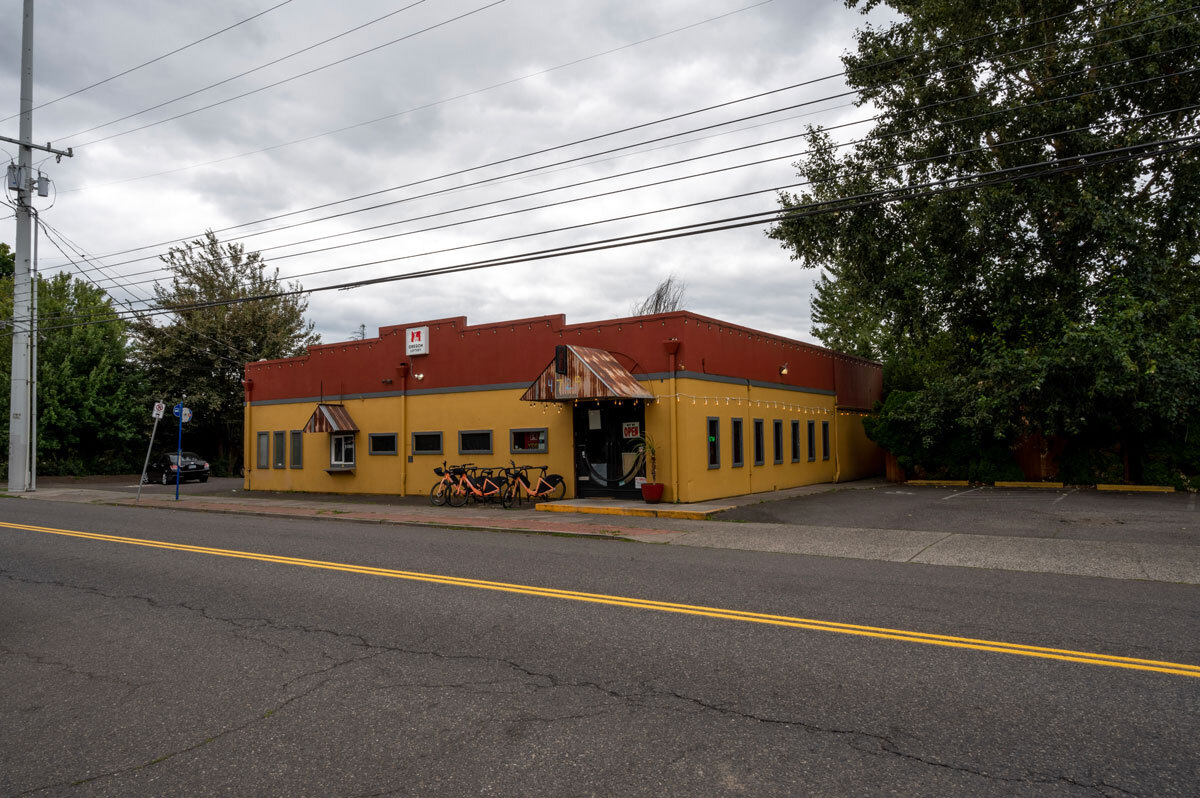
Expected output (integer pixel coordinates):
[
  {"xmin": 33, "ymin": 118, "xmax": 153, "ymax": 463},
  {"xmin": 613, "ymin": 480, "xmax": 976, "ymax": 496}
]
[
  {"xmin": 181, "ymin": 407, "xmax": 192, "ymax": 423},
  {"xmin": 152, "ymin": 401, "xmax": 165, "ymax": 419},
  {"xmin": 173, "ymin": 403, "xmax": 182, "ymax": 418}
]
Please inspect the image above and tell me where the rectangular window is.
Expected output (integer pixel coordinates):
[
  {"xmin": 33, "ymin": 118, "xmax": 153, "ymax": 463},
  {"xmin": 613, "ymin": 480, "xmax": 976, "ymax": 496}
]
[
  {"xmin": 706, "ymin": 417, "xmax": 720, "ymax": 469},
  {"xmin": 272, "ymin": 431, "xmax": 286, "ymax": 469},
  {"xmin": 368, "ymin": 433, "xmax": 398, "ymax": 455},
  {"xmin": 411, "ymin": 431, "xmax": 443, "ymax": 455},
  {"xmin": 753, "ymin": 419, "xmax": 765, "ymax": 466},
  {"xmin": 791, "ymin": 420, "xmax": 800, "ymax": 463},
  {"xmin": 822, "ymin": 420, "xmax": 830, "ymax": 461},
  {"xmin": 773, "ymin": 420, "xmax": 783, "ymax": 465},
  {"xmin": 510, "ymin": 428, "xmax": 548, "ymax": 454},
  {"xmin": 807, "ymin": 420, "xmax": 816, "ymax": 462},
  {"xmin": 731, "ymin": 418, "xmax": 744, "ymax": 468},
  {"xmin": 256, "ymin": 431, "xmax": 269, "ymax": 469},
  {"xmin": 290, "ymin": 430, "xmax": 303, "ymax": 468},
  {"xmin": 459, "ymin": 429, "xmax": 493, "ymax": 455},
  {"xmin": 331, "ymin": 433, "xmax": 355, "ymax": 467}
]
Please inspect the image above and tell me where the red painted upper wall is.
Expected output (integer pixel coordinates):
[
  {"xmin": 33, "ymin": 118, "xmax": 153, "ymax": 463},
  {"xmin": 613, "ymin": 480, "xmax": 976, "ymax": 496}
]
[{"xmin": 244, "ymin": 311, "xmax": 882, "ymax": 408}]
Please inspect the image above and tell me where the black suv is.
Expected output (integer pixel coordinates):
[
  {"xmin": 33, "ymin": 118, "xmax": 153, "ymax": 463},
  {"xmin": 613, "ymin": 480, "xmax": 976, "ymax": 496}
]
[{"xmin": 145, "ymin": 452, "xmax": 211, "ymax": 484}]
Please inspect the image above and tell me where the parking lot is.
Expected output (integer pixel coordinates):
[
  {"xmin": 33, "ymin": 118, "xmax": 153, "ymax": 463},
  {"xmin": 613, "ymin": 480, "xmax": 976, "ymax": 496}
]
[{"xmin": 718, "ymin": 485, "xmax": 1198, "ymax": 546}]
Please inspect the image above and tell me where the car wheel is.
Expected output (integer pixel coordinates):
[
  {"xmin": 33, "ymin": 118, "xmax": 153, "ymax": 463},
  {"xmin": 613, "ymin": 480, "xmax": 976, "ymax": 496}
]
[
  {"xmin": 200, "ymin": 476, "xmax": 208, "ymax": 483},
  {"xmin": 161, "ymin": 471, "xmax": 170, "ymax": 485}
]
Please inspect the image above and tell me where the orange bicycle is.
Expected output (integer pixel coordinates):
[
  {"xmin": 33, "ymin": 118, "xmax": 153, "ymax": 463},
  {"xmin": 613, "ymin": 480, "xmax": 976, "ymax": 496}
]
[
  {"xmin": 448, "ymin": 464, "xmax": 508, "ymax": 507},
  {"xmin": 502, "ymin": 460, "xmax": 566, "ymax": 506},
  {"xmin": 429, "ymin": 461, "xmax": 467, "ymax": 506}
]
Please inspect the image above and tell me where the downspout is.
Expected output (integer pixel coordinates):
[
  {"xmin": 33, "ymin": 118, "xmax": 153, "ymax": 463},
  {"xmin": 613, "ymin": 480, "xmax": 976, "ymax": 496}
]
[
  {"xmin": 832, "ymin": 359, "xmax": 841, "ymax": 483},
  {"xmin": 242, "ymin": 377, "xmax": 254, "ymax": 490},
  {"xmin": 397, "ymin": 363, "xmax": 409, "ymax": 496},
  {"xmin": 663, "ymin": 339, "xmax": 681, "ymax": 503}
]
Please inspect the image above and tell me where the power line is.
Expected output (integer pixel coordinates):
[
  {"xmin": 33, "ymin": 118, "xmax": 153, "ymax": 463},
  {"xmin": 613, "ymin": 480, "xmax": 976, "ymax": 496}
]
[
  {"xmin": 0, "ymin": 0, "xmax": 298, "ymax": 124},
  {"xmin": 79, "ymin": 46, "xmax": 1200, "ymax": 290},
  {"xmin": 60, "ymin": 0, "xmax": 509, "ymax": 148},
  {"xmin": 26, "ymin": 134, "xmax": 1198, "ymax": 331},
  {"xmin": 81, "ymin": 4, "xmax": 1196, "ymax": 263},
  {"xmin": 56, "ymin": 0, "xmax": 781, "ymax": 195}
]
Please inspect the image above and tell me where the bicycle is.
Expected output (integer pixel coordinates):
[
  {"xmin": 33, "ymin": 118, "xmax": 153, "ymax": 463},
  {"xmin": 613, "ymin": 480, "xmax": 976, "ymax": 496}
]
[
  {"xmin": 449, "ymin": 464, "xmax": 508, "ymax": 507},
  {"xmin": 502, "ymin": 460, "xmax": 566, "ymax": 506},
  {"xmin": 429, "ymin": 461, "xmax": 467, "ymax": 506}
]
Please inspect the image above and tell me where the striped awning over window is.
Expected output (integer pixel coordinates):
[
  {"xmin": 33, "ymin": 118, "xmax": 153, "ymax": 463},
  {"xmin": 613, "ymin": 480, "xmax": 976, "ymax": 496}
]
[{"xmin": 302, "ymin": 403, "xmax": 359, "ymax": 433}]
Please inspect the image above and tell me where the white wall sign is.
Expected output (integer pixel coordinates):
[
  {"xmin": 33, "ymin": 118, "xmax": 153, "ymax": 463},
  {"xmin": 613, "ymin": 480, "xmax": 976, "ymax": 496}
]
[{"xmin": 406, "ymin": 326, "xmax": 430, "ymax": 356}]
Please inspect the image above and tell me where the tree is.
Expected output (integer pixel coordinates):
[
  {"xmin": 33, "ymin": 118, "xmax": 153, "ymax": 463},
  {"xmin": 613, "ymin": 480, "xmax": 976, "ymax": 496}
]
[
  {"xmin": 130, "ymin": 232, "xmax": 319, "ymax": 475},
  {"xmin": 0, "ymin": 272, "xmax": 147, "ymax": 476},
  {"xmin": 768, "ymin": 1, "xmax": 1200, "ymax": 484},
  {"xmin": 631, "ymin": 274, "xmax": 687, "ymax": 316},
  {"xmin": 0, "ymin": 242, "xmax": 13, "ymax": 279}
]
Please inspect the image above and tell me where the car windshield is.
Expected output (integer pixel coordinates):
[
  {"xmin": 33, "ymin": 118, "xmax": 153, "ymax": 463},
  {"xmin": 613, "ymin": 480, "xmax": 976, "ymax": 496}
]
[{"xmin": 165, "ymin": 453, "xmax": 203, "ymax": 464}]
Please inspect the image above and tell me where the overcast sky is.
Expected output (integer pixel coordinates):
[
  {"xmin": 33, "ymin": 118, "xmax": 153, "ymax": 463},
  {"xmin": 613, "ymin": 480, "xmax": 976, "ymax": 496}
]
[{"xmin": 0, "ymin": 0, "xmax": 886, "ymax": 349}]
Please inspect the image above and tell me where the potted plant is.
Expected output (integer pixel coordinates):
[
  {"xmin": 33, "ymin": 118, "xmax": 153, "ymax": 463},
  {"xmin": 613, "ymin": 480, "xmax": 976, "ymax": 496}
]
[{"xmin": 635, "ymin": 434, "xmax": 665, "ymax": 503}]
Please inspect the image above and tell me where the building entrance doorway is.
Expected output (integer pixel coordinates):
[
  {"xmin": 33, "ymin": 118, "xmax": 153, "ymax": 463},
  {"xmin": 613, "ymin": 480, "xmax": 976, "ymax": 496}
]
[{"xmin": 573, "ymin": 401, "xmax": 646, "ymax": 498}]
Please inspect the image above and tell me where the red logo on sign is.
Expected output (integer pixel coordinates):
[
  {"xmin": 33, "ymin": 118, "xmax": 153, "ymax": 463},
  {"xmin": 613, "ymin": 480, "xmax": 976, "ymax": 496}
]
[{"xmin": 410, "ymin": 331, "xmax": 422, "ymax": 342}]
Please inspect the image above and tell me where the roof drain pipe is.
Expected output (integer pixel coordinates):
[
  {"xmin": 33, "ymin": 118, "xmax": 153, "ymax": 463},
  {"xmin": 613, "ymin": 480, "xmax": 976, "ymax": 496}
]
[{"xmin": 663, "ymin": 339, "xmax": 681, "ymax": 503}]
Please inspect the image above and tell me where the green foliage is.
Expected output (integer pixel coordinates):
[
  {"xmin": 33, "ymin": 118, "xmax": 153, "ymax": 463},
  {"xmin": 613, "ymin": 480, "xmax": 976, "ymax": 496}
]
[
  {"xmin": 771, "ymin": 1, "xmax": 1200, "ymax": 481},
  {"xmin": 0, "ymin": 272, "xmax": 148, "ymax": 476},
  {"xmin": 0, "ymin": 242, "xmax": 13, "ymax": 279},
  {"xmin": 129, "ymin": 232, "xmax": 319, "ymax": 476}
]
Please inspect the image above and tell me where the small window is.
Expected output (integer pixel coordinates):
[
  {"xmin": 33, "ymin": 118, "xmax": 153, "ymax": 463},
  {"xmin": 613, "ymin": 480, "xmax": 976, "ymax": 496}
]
[
  {"xmin": 772, "ymin": 420, "xmax": 783, "ymax": 465},
  {"xmin": 822, "ymin": 421, "xmax": 830, "ymax": 461},
  {"xmin": 706, "ymin": 417, "xmax": 720, "ymax": 469},
  {"xmin": 807, "ymin": 420, "xmax": 816, "ymax": 462},
  {"xmin": 731, "ymin": 418, "xmax": 744, "ymax": 468},
  {"xmin": 369, "ymin": 433, "xmax": 398, "ymax": 455},
  {"xmin": 273, "ymin": 431, "xmax": 286, "ymax": 469},
  {"xmin": 290, "ymin": 430, "xmax": 303, "ymax": 469},
  {"xmin": 753, "ymin": 419, "xmax": 765, "ymax": 466},
  {"xmin": 412, "ymin": 431, "xmax": 443, "ymax": 455},
  {"xmin": 331, "ymin": 433, "xmax": 355, "ymax": 467},
  {"xmin": 256, "ymin": 432, "xmax": 269, "ymax": 469},
  {"xmin": 459, "ymin": 430, "xmax": 493, "ymax": 455},
  {"xmin": 510, "ymin": 428, "xmax": 548, "ymax": 454},
  {"xmin": 791, "ymin": 420, "xmax": 800, "ymax": 463}
]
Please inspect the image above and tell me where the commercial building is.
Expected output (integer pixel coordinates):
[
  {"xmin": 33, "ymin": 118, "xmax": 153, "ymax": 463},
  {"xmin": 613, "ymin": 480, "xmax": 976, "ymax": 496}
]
[{"xmin": 242, "ymin": 311, "xmax": 883, "ymax": 502}]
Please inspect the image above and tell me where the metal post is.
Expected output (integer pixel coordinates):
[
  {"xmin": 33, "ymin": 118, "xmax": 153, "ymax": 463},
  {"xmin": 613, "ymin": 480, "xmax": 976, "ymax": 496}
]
[
  {"xmin": 175, "ymin": 406, "xmax": 183, "ymax": 501},
  {"xmin": 136, "ymin": 414, "xmax": 161, "ymax": 505},
  {"xmin": 28, "ymin": 211, "xmax": 38, "ymax": 490},
  {"xmin": 7, "ymin": 0, "xmax": 34, "ymax": 492}
]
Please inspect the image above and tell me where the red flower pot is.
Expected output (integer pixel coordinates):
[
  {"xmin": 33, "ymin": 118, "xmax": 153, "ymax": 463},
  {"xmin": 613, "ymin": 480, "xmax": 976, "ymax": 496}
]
[{"xmin": 640, "ymin": 483, "xmax": 665, "ymax": 503}]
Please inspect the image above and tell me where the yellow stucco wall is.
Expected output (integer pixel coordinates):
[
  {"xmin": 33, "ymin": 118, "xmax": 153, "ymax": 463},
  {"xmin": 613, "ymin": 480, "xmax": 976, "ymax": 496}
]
[{"xmin": 242, "ymin": 377, "xmax": 881, "ymax": 501}]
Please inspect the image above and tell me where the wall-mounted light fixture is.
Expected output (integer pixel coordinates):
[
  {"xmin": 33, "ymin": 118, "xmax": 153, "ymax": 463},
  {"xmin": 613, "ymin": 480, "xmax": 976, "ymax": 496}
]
[
  {"xmin": 381, "ymin": 378, "xmax": 393, "ymax": 385},
  {"xmin": 779, "ymin": 363, "xmax": 789, "ymax": 376},
  {"xmin": 414, "ymin": 373, "xmax": 425, "ymax": 381}
]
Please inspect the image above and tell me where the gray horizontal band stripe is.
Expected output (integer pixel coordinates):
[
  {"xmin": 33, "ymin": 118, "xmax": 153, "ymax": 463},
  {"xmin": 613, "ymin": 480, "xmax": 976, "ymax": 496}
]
[{"xmin": 248, "ymin": 374, "xmax": 835, "ymax": 407}]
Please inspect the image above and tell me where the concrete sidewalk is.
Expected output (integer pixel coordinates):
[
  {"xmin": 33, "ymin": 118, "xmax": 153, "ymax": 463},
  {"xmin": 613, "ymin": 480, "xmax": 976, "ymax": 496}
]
[{"xmin": 6, "ymin": 480, "xmax": 1199, "ymax": 585}]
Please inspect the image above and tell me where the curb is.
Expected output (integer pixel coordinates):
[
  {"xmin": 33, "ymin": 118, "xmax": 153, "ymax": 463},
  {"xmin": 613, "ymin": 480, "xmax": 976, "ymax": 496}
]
[
  {"xmin": 1096, "ymin": 484, "xmax": 1175, "ymax": 493},
  {"xmin": 535, "ymin": 503, "xmax": 720, "ymax": 521}
]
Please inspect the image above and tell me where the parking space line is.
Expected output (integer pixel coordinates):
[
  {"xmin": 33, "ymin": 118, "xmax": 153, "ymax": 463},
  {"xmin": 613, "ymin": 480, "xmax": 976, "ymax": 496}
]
[
  {"xmin": 942, "ymin": 487, "xmax": 981, "ymax": 500},
  {"xmin": 1053, "ymin": 489, "xmax": 1076, "ymax": 504},
  {"xmin": 1189, "ymin": 493, "xmax": 1196, "ymax": 512}
]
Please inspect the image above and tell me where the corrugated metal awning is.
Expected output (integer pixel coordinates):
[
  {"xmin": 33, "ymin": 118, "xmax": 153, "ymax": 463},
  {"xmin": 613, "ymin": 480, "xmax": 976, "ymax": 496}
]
[
  {"xmin": 521, "ymin": 345, "xmax": 654, "ymax": 402},
  {"xmin": 302, "ymin": 403, "xmax": 360, "ymax": 433}
]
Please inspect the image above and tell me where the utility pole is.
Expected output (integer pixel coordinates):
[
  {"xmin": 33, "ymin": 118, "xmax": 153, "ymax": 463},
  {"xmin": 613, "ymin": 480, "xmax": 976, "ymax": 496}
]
[{"xmin": 5, "ymin": 0, "xmax": 71, "ymax": 492}]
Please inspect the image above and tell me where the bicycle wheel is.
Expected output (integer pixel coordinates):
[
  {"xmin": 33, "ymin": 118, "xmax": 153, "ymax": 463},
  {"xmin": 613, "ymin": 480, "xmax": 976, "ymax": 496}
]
[
  {"xmin": 543, "ymin": 475, "xmax": 566, "ymax": 501},
  {"xmin": 429, "ymin": 481, "xmax": 448, "ymax": 506},
  {"xmin": 499, "ymin": 479, "xmax": 513, "ymax": 508},
  {"xmin": 448, "ymin": 481, "xmax": 469, "ymax": 507}
]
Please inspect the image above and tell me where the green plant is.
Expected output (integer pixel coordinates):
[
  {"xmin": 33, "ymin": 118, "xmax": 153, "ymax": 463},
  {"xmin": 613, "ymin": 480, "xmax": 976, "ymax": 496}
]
[{"xmin": 632, "ymin": 434, "xmax": 658, "ymax": 482}]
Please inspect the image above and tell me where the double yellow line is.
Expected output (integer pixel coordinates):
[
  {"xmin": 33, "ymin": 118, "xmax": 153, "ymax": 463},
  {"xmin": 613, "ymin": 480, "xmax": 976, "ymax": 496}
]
[{"xmin": 4, "ymin": 519, "xmax": 1199, "ymax": 679}]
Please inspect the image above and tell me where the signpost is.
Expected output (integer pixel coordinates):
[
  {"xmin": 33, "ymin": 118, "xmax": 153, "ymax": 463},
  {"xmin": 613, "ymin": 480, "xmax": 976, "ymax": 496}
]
[
  {"xmin": 174, "ymin": 402, "xmax": 191, "ymax": 501},
  {"xmin": 135, "ymin": 401, "xmax": 167, "ymax": 504}
]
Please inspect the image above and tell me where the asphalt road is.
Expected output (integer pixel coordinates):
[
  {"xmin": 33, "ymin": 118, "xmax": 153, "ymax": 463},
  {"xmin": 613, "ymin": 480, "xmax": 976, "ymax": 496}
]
[
  {"xmin": 719, "ymin": 485, "xmax": 1199, "ymax": 545},
  {"xmin": 2, "ymin": 500, "xmax": 1197, "ymax": 796}
]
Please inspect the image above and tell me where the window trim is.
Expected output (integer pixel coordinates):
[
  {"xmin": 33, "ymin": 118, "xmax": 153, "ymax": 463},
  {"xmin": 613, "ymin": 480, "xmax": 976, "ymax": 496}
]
[
  {"xmin": 790, "ymin": 420, "xmax": 800, "ymax": 463},
  {"xmin": 368, "ymin": 432, "xmax": 399, "ymax": 456},
  {"xmin": 822, "ymin": 420, "xmax": 831, "ymax": 461},
  {"xmin": 772, "ymin": 419, "xmax": 783, "ymax": 465},
  {"xmin": 509, "ymin": 427, "xmax": 548, "ymax": 454},
  {"xmin": 411, "ymin": 431, "xmax": 443, "ymax": 456},
  {"xmin": 458, "ymin": 429, "xmax": 493, "ymax": 455},
  {"xmin": 706, "ymin": 416, "xmax": 720, "ymax": 470},
  {"xmin": 807, "ymin": 420, "xmax": 816, "ymax": 462},
  {"xmin": 330, "ymin": 432, "xmax": 356, "ymax": 468},
  {"xmin": 272, "ymin": 430, "xmax": 286, "ymax": 469},
  {"xmin": 753, "ymin": 418, "xmax": 765, "ymax": 467},
  {"xmin": 731, "ymin": 418, "xmax": 744, "ymax": 468},
  {"xmin": 256, "ymin": 431, "xmax": 269, "ymax": 469},
  {"xmin": 289, "ymin": 430, "xmax": 303, "ymax": 469}
]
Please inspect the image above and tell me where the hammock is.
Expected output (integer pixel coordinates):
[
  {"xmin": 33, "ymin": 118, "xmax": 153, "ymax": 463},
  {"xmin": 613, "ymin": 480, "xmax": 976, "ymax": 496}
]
[{"xmin": 580, "ymin": 450, "xmax": 645, "ymax": 487}]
